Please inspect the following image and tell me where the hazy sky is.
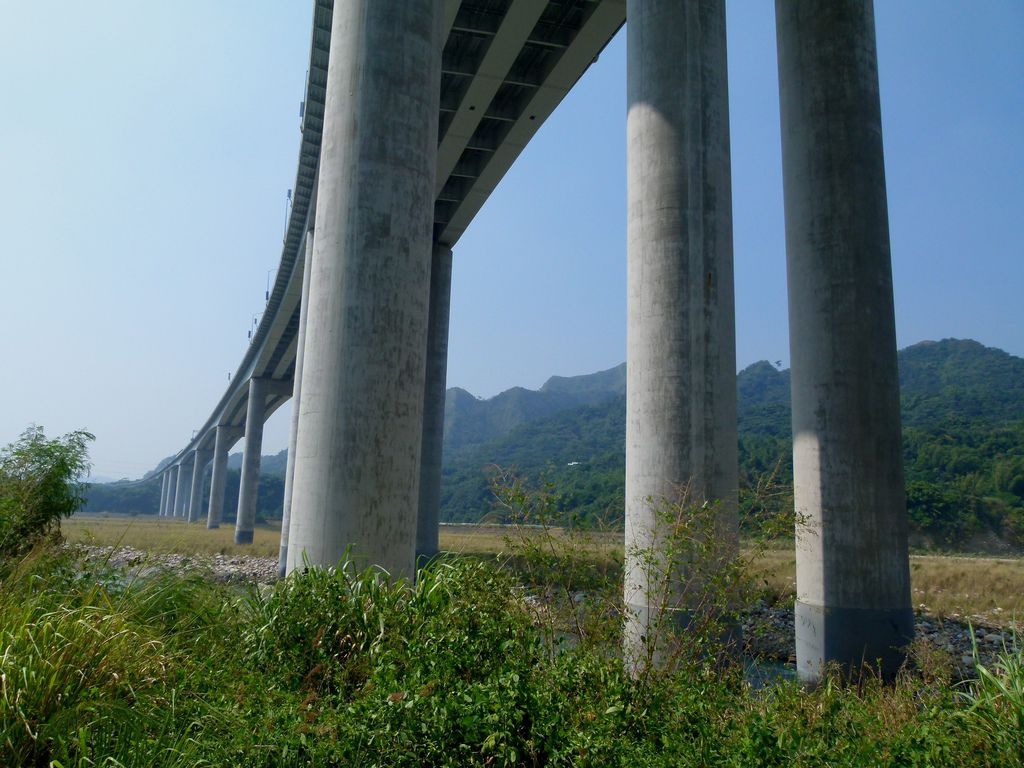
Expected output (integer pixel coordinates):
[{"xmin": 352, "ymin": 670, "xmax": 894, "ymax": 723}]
[{"xmin": 1, "ymin": 2, "xmax": 1021, "ymax": 480}]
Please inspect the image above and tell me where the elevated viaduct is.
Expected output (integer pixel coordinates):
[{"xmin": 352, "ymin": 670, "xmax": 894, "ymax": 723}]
[{"xmin": 152, "ymin": 0, "xmax": 911, "ymax": 683}]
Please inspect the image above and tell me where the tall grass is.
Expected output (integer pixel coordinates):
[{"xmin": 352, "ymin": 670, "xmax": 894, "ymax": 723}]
[{"xmin": 0, "ymin": 547, "xmax": 241, "ymax": 767}]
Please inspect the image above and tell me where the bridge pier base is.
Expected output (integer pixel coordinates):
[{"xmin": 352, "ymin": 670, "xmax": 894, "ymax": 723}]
[
  {"xmin": 286, "ymin": 0, "xmax": 443, "ymax": 580},
  {"xmin": 416, "ymin": 244, "xmax": 454, "ymax": 565},
  {"xmin": 776, "ymin": 0, "xmax": 913, "ymax": 683},
  {"xmin": 235, "ymin": 377, "xmax": 268, "ymax": 544},
  {"xmin": 623, "ymin": 0, "xmax": 739, "ymax": 671}
]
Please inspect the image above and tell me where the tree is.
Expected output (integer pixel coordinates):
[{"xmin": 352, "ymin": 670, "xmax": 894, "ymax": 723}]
[{"xmin": 0, "ymin": 426, "xmax": 93, "ymax": 560}]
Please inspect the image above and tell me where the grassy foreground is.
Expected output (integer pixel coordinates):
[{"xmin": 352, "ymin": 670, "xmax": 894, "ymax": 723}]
[
  {"xmin": 2, "ymin": 542, "xmax": 1023, "ymax": 767},
  {"xmin": 66, "ymin": 514, "xmax": 1024, "ymax": 625}
]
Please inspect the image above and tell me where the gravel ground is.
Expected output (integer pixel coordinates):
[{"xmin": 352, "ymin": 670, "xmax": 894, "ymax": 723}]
[
  {"xmin": 76, "ymin": 545, "xmax": 1017, "ymax": 681},
  {"xmin": 743, "ymin": 602, "xmax": 1017, "ymax": 680},
  {"xmin": 74, "ymin": 545, "xmax": 280, "ymax": 585}
]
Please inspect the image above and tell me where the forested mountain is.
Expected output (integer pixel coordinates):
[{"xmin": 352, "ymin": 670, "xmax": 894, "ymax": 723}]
[
  {"xmin": 441, "ymin": 339, "xmax": 1024, "ymax": 549},
  {"xmin": 228, "ymin": 449, "xmax": 288, "ymax": 477},
  {"xmin": 444, "ymin": 364, "xmax": 626, "ymax": 456}
]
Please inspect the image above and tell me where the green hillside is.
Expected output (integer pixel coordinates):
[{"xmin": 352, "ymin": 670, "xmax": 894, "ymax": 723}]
[{"xmin": 441, "ymin": 339, "xmax": 1024, "ymax": 549}]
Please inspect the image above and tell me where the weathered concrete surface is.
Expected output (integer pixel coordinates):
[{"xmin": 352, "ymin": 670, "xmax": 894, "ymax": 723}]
[
  {"xmin": 623, "ymin": 0, "xmax": 739, "ymax": 669},
  {"xmin": 287, "ymin": 0, "xmax": 443, "ymax": 581},
  {"xmin": 235, "ymin": 377, "xmax": 268, "ymax": 545},
  {"xmin": 776, "ymin": 0, "xmax": 913, "ymax": 682},
  {"xmin": 187, "ymin": 448, "xmax": 212, "ymax": 523},
  {"xmin": 279, "ymin": 230, "xmax": 315, "ymax": 577},
  {"xmin": 416, "ymin": 245, "xmax": 454, "ymax": 564}
]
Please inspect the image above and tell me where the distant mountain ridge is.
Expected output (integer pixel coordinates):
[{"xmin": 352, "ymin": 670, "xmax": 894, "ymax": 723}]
[
  {"xmin": 443, "ymin": 363, "xmax": 626, "ymax": 458},
  {"xmin": 227, "ymin": 449, "xmax": 288, "ymax": 477},
  {"xmin": 731, "ymin": 338, "xmax": 1024, "ymax": 437}
]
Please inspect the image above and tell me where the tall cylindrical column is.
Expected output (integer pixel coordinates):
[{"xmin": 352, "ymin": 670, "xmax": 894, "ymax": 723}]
[
  {"xmin": 188, "ymin": 448, "xmax": 212, "ymax": 523},
  {"xmin": 416, "ymin": 245, "xmax": 454, "ymax": 564},
  {"xmin": 280, "ymin": 230, "xmax": 315, "ymax": 577},
  {"xmin": 776, "ymin": 0, "xmax": 912, "ymax": 682},
  {"xmin": 624, "ymin": 0, "xmax": 738, "ymax": 669},
  {"xmin": 235, "ymin": 377, "xmax": 268, "ymax": 544},
  {"xmin": 207, "ymin": 425, "xmax": 234, "ymax": 529},
  {"xmin": 173, "ymin": 459, "xmax": 191, "ymax": 518},
  {"xmin": 287, "ymin": 1, "xmax": 443, "ymax": 580},
  {"xmin": 158, "ymin": 472, "xmax": 169, "ymax": 516},
  {"xmin": 166, "ymin": 465, "xmax": 178, "ymax": 518},
  {"xmin": 162, "ymin": 471, "xmax": 172, "ymax": 516}
]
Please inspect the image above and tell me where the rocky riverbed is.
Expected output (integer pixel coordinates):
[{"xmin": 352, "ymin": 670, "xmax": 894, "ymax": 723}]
[
  {"xmin": 741, "ymin": 601, "xmax": 1018, "ymax": 681},
  {"xmin": 76, "ymin": 544, "xmax": 1017, "ymax": 681},
  {"xmin": 75, "ymin": 544, "xmax": 280, "ymax": 585}
]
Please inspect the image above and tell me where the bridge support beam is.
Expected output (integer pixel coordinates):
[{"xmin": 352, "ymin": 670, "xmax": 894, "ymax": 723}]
[
  {"xmin": 166, "ymin": 465, "xmax": 178, "ymax": 518},
  {"xmin": 280, "ymin": 230, "xmax": 315, "ymax": 577},
  {"xmin": 158, "ymin": 472, "xmax": 169, "ymax": 517},
  {"xmin": 187, "ymin": 448, "xmax": 212, "ymax": 523},
  {"xmin": 776, "ymin": 0, "xmax": 912, "ymax": 683},
  {"xmin": 416, "ymin": 244, "xmax": 453, "ymax": 564},
  {"xmin": 163, "ymin": 471, "xmax": 173, "ymax": 517},
  {"xmin": 235, "ymin": 378, "xmax": 268, "ymax": 544},
  {"xmin": 173, "ymin": 458, "xmax": 191, "ymax": 518},
  {"xmin": 207, "ymin": 425, "xmax": 238, "ymax": 529},
  {"xmin": 623, "ymin": 0, "xmax": 738, "ymax": 670},
  {"xmin": 287, "ymin": 0, "xmax": 443, "ymax": 580}
]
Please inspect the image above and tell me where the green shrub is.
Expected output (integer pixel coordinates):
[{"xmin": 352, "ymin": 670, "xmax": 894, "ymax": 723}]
[{"xmin": 0, "ymin": 426, "xmax": 93, "ymax": 562}]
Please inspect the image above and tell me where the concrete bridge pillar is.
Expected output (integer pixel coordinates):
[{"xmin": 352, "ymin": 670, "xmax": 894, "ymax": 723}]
[
  {"xmin": 235, "ymin": 377, "xmax": 268, "ymax": 544},
  {"xmin": 416, "ymin": 244, "xmax": 454, "ymax": 564},
  {"xmin": 173, "ymin": 458, "xmax": 191, "ymax": 518},
  {"xmin": 187, "ymin": 447, "xmax": 212, "ymax": 523},
  {"xmin": 286, "ymin": 0, "xmax": 443, "ymax": 580},
  {"xmin": 207, "ymin": 424, "xmax": 238, "ymax": 529},
  {"xmin": 623, "ymin": 0, "xmax": 738, "ymax": 669},
  {"xmin": 163, "ymin": 471, "xmax": 173, "ymax": 517},
  {"xmin": 280, "ymin": 230, "xmax": 315, "ymax": 577},
  {"xmin": 158, "ymin": 471, "xmax": 169, "ymax": 516},
  {"xmin": 166, "ymin": 465, "xmax": 178, "ymax": 518},
  {"xmin": 776, "ymin": 0, "xmax": 912, "ymax": 682}
]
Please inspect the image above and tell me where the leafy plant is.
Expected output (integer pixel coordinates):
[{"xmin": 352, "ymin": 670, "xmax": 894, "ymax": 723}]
[{"xmin": 0, "ymin": 426, "xmax": 93, "ymax": 563}]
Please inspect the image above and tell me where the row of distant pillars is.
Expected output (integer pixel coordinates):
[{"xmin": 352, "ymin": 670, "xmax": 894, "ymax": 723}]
[
  {"xmin": 157, "ymin": 0, "xmax": 911, "ymax": 683},
  {"xmin": 157, "ymin": 423, "xmax": 243, "ymax": 530}
]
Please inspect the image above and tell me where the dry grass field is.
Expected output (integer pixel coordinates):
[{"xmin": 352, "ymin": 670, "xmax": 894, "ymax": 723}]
[
  {"xmin": 64, "ymin": 514, "xmax": 282, "ymax": 558},
  {"xmin": 744, "ymin": 549, "xmax": 1024, "ymax": 627},
  {"xmin": 65, "ymin": 514, "xmax": 1023, "ymax": 627}
]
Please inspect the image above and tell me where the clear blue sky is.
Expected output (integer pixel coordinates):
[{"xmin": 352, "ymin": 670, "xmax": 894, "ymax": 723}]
[{"xmin": 1, "ymin": 2, "xmax": 1021, "ymax": 480}]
